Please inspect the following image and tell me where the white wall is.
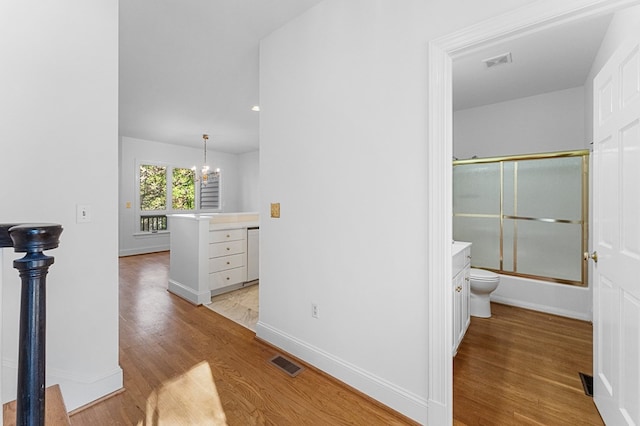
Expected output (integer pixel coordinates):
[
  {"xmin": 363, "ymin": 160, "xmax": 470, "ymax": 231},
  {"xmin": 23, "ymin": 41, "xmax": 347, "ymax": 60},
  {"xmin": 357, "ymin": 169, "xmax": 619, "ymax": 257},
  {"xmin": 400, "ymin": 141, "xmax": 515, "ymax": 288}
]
[
  {"xmin": 238, "ymin": 150, "xmax": 260, "ymax": 212},
  {"xmin": 454, "ymin": 86, "xmax": 587, "ymax": 159},
  {"xmin": 119, "ymin": 136, "xmax": 259, "ymax": 256},
  {"xmin": 258, "ymin": 0, "xmax": 535, "ymax": 422},
  {"xmin": 0, "ymin": 0, "xmax": 121, "ymax": 410}
]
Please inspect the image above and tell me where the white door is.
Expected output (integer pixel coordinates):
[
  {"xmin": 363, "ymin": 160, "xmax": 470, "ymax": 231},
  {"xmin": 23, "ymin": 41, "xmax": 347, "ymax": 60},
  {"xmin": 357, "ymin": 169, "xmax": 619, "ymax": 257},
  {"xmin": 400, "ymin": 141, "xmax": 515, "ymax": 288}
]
[{"xmin": 592, "ymin": 36, "xmax": 640, "ymax": 425}]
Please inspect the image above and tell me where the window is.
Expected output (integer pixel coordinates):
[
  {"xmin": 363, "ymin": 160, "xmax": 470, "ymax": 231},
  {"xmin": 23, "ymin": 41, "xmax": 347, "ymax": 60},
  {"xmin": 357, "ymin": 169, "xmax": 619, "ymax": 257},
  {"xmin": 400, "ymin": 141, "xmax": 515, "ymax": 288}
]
[
  {"xmin": 140, "ymin": 165, "xmax": 167, "ymax": 211},
  {"xmin": 138, "ymin": 163, "xmax": 198, "ymax": 233},
  {"xmin": 172, "ymin": 167, "xmax": 196, "ymax": 210}
]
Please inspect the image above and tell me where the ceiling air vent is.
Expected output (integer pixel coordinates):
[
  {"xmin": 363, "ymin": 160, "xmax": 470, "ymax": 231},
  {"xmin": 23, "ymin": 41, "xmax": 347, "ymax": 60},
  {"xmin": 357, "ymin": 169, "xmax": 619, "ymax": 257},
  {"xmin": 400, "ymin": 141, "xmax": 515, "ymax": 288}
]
[{"xmin": 482, "ymin": 52, "xmax": 512, "ymax": 69}]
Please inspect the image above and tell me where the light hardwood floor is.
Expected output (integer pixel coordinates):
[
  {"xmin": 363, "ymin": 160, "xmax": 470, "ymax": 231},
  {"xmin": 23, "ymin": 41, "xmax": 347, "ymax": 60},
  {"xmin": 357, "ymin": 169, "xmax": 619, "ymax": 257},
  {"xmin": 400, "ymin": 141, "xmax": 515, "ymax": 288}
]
[
  {"xmin": 70, "ymin": 251, "xmax": 415, "ymax": 425},
  {"xmin": 70, "ymin": 252, "xmax": 602, "ymax": 425},
  {"xmin": 454, "ymin": 303, "xmax": 604, "ymax": 425}
]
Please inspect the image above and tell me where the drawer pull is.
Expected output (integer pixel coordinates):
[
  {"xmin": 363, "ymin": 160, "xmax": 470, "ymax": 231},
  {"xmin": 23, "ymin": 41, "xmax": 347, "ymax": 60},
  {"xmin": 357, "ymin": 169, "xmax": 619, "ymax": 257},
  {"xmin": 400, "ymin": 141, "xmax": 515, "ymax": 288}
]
[
  {"xmin": 465, "ymin": 277, "xmax": 470, "ymax": 282},
  {"xmin": 226, "ymin": 261, "xmax": 230, "ymax": 265},
  {"xmin": 226, "ymin": 277, "xmax": 230, "ymax": 280},
  {"xmin": 226, "ymin": 234, "xmax": 230, "ymax": 238},
  {"xmin": 226, "ymin": 247, "xmax": 230, "ymax": 251}
]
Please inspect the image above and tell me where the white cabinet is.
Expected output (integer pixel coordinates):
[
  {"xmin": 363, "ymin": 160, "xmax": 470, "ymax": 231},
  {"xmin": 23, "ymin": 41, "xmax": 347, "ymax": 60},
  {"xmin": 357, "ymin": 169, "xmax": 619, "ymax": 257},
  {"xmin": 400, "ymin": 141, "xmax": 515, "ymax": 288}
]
[
  {"xmin": 167, "ymin": 214, "xmax": 259, "ymax": 305},
  {"xmin": 452, "ymin": 242, "xmax": 471, "ymax": 356},
  {"xmin": 208, "ymin": 228, "xmax": 247, "ymax": 293}
]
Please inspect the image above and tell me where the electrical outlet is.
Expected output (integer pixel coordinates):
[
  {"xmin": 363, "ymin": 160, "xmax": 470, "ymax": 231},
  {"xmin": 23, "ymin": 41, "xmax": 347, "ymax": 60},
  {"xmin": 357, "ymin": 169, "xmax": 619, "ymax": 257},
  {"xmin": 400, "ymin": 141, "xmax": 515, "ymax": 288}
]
[{"xmin": 311, "ymin": 303, "xmax": 319, "ymax": 319}]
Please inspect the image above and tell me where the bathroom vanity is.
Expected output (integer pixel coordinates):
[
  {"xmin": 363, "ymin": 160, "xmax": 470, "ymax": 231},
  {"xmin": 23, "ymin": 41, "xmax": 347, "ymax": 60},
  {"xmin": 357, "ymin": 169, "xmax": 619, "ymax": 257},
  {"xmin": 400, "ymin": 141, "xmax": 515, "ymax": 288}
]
[
  {"xmin": 167, "ymin": 213, "xmax": 259, "ymax": 305},
  {"xmin": 452, "ymin": 241, "xmax": 471, "ymax": 356}
]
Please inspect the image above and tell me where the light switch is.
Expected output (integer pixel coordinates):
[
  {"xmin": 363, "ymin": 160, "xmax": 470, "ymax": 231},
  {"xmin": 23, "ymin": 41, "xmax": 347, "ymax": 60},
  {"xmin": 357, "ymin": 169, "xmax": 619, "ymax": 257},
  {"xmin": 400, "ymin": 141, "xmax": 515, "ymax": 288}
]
[
  {"xmin": 77, "ymin": 204, "xmax": 91, "ymax": 223},
  {"xmin": 270, "ymin": 203, "xmax": 280, "ymax": 218}
]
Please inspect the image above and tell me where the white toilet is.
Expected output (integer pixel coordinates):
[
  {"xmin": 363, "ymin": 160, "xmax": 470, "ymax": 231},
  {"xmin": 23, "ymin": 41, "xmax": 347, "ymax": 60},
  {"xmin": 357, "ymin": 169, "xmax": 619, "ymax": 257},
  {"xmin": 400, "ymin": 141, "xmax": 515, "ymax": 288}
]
[{"xmin": 470, "ymin": 268, "xmax": 500, "ymax": 318}]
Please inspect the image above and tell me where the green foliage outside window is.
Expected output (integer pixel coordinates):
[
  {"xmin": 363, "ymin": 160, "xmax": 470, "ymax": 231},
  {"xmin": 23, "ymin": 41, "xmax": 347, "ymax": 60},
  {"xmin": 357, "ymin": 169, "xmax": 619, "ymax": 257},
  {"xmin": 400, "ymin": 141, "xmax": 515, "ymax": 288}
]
[
  {"xmin": 172, "ymin": 168, "xmax": 195, "ymax": 210},
  {"xmin": 139, "ymin": 164, "xmax": 196, "ymax": 232},
  {"xmin": 140, "ymin": 165, "xmax": 166, "ymax": 210}
]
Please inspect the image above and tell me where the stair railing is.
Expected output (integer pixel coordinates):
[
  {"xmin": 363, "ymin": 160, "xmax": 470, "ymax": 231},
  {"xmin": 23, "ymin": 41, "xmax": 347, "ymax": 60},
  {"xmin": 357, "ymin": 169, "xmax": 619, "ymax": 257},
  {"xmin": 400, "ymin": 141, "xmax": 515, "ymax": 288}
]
[{"xmin": 0, "ymin": 223, "xmax": 63, "ymax": 426}]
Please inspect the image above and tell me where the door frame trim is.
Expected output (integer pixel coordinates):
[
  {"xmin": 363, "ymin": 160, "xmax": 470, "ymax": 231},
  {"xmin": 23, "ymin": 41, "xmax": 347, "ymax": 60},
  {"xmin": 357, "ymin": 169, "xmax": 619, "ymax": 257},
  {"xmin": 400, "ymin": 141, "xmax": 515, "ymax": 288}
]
[{"xmin": 426, "ymin": 0, "xmax": 640, "ymax": 424}]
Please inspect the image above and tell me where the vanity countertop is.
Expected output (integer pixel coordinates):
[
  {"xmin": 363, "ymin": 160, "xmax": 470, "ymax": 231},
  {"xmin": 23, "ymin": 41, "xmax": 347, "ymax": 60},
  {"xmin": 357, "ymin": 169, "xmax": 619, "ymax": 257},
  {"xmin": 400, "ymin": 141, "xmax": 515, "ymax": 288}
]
[{"xmin": 452, "ymin": 241, "xmax": 471, "ymax": 257}]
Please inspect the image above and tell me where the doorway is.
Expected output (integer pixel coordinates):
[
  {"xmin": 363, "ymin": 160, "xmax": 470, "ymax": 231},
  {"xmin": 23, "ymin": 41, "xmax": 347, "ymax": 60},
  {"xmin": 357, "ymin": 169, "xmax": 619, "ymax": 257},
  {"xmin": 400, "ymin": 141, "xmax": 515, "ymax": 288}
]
[{"xmin": 426, "ymin": 1, "xmax": 640, "ymax": 424}]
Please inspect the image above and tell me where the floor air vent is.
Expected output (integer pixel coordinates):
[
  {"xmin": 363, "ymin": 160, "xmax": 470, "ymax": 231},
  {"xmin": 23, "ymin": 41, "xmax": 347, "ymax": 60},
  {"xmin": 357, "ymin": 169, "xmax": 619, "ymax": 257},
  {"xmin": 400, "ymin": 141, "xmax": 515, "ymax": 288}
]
[
  {"xmin": 270, "ymin": 355, "xmax": 304, "ymax": 377},
  {"xmin": 579, "ymin": 372, "xmax": 593, "ymax": 397}
]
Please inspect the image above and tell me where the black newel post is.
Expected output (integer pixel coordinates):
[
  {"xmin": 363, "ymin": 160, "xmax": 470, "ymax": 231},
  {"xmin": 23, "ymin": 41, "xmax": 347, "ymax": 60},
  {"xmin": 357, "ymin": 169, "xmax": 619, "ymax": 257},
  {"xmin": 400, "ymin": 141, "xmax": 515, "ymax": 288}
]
[{"xmin": 1, "ymin": 223, "xmax": 63, "ymax": 426}]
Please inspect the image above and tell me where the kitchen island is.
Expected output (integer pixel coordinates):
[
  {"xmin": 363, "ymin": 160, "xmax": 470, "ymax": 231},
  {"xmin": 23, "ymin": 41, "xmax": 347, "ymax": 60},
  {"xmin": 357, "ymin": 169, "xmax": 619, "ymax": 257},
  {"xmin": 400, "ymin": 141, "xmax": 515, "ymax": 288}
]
[{"xmin": 167, "ymin": 213, "xmax": 259, "ymax": 305}]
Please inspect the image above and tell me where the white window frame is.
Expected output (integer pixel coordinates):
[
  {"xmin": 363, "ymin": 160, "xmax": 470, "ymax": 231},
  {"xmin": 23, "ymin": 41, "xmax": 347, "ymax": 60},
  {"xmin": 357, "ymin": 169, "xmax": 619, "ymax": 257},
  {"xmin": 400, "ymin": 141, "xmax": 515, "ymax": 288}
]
[{"xmin": 135, "ymin": 160, "xmax": 222, "ymax": 235}]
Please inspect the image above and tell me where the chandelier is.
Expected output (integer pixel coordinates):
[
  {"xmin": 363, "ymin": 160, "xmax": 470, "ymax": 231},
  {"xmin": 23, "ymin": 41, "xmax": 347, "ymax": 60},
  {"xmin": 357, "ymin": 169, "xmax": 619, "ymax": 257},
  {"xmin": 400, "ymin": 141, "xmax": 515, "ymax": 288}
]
[{"xmin": 197, "ymin": 133, "xmax": 220, "ymax": 186}]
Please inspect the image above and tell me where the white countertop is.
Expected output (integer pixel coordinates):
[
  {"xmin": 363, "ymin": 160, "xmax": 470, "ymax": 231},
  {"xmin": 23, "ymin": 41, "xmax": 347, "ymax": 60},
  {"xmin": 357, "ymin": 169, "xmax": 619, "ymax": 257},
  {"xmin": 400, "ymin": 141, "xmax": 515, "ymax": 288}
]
[
  {"xmin": 452, "ymin": 241, "xmax": 471, "ymax": 257},
  {"xmin": 168, "ymin": 213, "xmax": 259, "ymax": 231}
]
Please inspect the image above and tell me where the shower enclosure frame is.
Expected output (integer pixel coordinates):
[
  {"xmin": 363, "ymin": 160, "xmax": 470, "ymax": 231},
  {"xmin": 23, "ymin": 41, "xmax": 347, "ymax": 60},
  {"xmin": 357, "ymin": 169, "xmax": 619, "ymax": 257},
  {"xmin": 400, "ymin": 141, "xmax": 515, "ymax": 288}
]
[{"xmin": 453, "ymin": 149, "xmax": 589, "ymax": 286}]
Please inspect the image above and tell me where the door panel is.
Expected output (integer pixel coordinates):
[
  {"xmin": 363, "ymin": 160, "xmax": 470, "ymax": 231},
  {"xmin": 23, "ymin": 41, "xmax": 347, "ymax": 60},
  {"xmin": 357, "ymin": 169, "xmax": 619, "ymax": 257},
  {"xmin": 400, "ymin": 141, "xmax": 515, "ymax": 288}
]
[
  {"xmin": 595, "ymin": 274, "xmax": 617, "ymax": 395},
  {"xmin": 593, "ymin": 37, "xmax": 640, "ymax": 425},
  {"xmin": 621, "ymin": 293, "xmax": 640, "ymax": 423},
  {"xmin": 622, "ymin": 120, "xmax": 640, "ymax": 257},
  {"xmin": 598, "ymin": 134, "xmax": 617, "ymax": 249}
]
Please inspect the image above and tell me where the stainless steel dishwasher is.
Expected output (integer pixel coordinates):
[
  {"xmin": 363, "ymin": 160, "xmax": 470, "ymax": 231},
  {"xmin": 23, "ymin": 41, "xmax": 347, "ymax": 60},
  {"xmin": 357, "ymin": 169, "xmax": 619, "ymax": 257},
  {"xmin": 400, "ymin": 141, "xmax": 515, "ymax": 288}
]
[{"xmin": 247, "ymin": 227, "xmax": 259, "ymax": 282}]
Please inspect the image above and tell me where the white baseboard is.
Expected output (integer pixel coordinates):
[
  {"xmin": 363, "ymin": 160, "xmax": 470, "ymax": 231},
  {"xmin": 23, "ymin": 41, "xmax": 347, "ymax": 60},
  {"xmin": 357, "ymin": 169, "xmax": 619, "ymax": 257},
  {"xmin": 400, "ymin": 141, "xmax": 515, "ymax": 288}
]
[
  {"xmin": 491, "ymin": 295, "xmax": 592, "ymax": 322},
  {"xmin": 2, "ymin": 362, "xmax": 123, "ymax": 411},
  {"xmin": 168, "ymin": 279, "xmax": 209, "ymax": 305},
  {"xmin": 255, "ymin": 321, "xmax": 428, "ymax": 425},
  {"xmin": 118, "ymin": 245, "xmax": 169, "ymax": 257}
]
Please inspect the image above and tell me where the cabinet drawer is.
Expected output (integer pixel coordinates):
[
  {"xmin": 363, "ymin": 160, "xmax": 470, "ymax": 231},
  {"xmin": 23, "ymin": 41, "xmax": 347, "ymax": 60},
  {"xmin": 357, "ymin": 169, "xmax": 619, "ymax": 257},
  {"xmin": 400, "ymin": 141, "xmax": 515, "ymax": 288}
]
[
  {"xmin": 453, "ymin": 246, "xmax": 472, "ymax": 274},
  {"xmin": 209, "ymin": 266, "xmax": 247, "ymax": 290},
  {"xmin": 209, "ymin": 253, "xmax": 245, "ymax": 272},
  {"xmin": 209, "ymin": 240, "xmax": 245, "ymax": 258},
  {"xmin": 209, "ymin": 228, "xmax": 245, "ymax": 243},
  {"xmin": 453, "ymin": 253, "xmax": 465, "ymax": 276}
]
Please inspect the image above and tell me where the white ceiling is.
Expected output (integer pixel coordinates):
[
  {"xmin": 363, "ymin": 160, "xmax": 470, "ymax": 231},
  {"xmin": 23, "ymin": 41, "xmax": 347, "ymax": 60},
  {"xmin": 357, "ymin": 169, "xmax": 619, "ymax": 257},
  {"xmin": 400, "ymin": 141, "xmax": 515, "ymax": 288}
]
[
  {"xmin": 119, "ymin": 0, "xmax": 324, "ymax": 153},
  {"xmin": 453, "ymin": 13, "xmax": 613, "ymax": 111},
  {"xmin": 120, "ymin": 3, "xmax": 614, "ymax": 153}
]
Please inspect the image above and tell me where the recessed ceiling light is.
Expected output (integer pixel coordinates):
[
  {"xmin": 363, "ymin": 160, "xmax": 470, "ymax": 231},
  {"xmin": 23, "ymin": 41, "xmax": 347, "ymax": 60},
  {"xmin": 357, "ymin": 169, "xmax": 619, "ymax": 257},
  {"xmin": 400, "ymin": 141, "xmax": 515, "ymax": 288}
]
[{"xmin": 251, "ymin": 105, "xmax": 260, "ymax": 112}]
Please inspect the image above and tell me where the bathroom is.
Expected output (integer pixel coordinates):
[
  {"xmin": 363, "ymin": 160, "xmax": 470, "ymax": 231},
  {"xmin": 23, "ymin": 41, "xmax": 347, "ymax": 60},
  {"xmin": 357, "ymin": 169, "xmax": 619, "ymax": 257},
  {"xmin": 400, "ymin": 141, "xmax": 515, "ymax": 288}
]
[{"xmin": 450, "ymin": 14, "xmax": 605, "ymax": 322}]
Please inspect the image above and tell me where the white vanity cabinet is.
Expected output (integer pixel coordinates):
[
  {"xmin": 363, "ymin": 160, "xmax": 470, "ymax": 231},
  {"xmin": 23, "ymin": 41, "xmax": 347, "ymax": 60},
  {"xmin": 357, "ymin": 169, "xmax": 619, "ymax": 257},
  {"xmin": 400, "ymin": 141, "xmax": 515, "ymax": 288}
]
[
  {"xmin": 452, "ymin": 242, "xmax": 471, "ymax": 356},
  {"xmin": 208, "ymin": 228, "xmax": 247, "ymax": 293}
]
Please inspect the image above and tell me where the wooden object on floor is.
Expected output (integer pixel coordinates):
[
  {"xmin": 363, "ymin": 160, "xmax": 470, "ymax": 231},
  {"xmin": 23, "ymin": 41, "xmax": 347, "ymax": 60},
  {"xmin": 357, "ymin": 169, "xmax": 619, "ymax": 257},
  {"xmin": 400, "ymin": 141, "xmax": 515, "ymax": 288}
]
[
  {"xmin": 70, "ymin": 252, "xmax": 416, "ymax": 425},
  {"xmin": 3, "ymin": 385, "xmax": 70, "ymax": 426},
  {"xmin": 454, "ymin": 302, "xmax": 604, "ymax": 426}
]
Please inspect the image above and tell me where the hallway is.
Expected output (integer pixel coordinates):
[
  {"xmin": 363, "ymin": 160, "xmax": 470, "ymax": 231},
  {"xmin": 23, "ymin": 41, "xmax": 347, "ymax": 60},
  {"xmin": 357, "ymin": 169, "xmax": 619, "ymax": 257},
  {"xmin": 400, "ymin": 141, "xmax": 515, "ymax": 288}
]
[{"xmin": 69, "ymin": 252, "xmax": 415, "ymax": 425}]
